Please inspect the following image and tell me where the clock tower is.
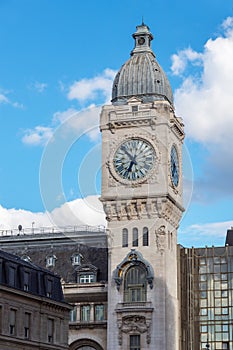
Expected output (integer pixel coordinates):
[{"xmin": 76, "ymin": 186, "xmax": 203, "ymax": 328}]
[{"xmin": 100, "ymin": 23, "xmax": 184, "ymax": 350}]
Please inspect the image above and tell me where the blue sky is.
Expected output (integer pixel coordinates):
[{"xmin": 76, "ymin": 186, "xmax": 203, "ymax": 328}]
[{"xmin": 0, "ymin": 0, "xmax": 233, "ymax": 247}]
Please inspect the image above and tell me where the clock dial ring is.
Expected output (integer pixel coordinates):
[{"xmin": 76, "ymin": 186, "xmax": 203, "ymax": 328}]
[
  {"xmin": 170, "ymin": 145, "xmax": 179, "ymax": 187},
  {"xmin": 113, "ymin": 138, "xmax": 156, "ymax": 182}
]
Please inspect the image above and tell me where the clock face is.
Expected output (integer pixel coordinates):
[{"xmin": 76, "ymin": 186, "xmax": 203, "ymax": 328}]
[
  {"xmin": 138, "ymin": 37, "xmax": 145, "ymax": 45},
  {"xmin": 170, "ymin": 145, "xmax": 179, "ymax": 187},
  {"xmin": 113, "ymin": 139, "xmax": 156, "ymax": 181}
]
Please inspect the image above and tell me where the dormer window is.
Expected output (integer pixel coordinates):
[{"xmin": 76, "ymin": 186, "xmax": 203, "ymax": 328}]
[
  {"xmin": 79, "ymin": 274, "xmax": 95, "ymax": 283},
  {"xmin": 71, "ymin": 253, "xmax": 83, "ymax": 266},
  {"xmin": 76, "ymin": 264, "xmax": 98, "ymax": 284},
  {"xmin": 46, "ymin": 255, "xmax": 57, "ymax": 268}
]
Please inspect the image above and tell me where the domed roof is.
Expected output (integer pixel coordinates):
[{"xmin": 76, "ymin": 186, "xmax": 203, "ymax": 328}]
[{"xmin": 112, "ymin": 23, "xmax": 173, "ymax": 105}]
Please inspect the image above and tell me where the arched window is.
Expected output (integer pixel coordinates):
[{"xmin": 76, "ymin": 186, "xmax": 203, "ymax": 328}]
[
  {"xmin": 132, "ymin": 228, "xmax": 138, "ymax": 247},
  {"xmin": 71, "ymin": 253, "xmax": 83, "ymax": 266},
  {"xmin": 142, "ymin": 227, "xmax": 149, "ymax": 246},
  {"xmin": 124, "ymin": 265, "xmax": 147, "ymax": 302},
  {"xmin": 122, "ymin": 228, "xmax": 128, "ymax": 247},
  {"xmin": 46, "ymin": 255, "xmax": 57, "ymax": 268},
  {"xmin": 70, "ymin": 338, "xmax": 104, "ymax": 350}
]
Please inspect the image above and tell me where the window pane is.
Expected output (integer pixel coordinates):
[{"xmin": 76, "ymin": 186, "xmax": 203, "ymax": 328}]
[
  {"xmin": 48, "ymin": 319, "xmax": 54, "ymax": 343},
  {"xmin": 24, "ymin": 313, "xmax": 30, "ymax": 339},
  {"xmin": 70, "ymin": 307, "xmax": 77, "ymax": 322},
  {"xmin": 9, "ymin": 267, "xmax": 16, "ymax": 287},
  {"xmin": 143, "ymin": 227, "xmax": 149, "ymax": 246},
  {"xmin": 79, "ymin": 274, "xmax": 95, "ymax": 283},
  {"xmin": 81, "ymin": 305, "xmax": 90, "ymax": 321},
  {"xmin": 9, "ymin": 309, "xmax": 16, "ymax": 335},
  {"xmin": 124, "ymin": 266, "xmax": 147, "ymax": 302},
  {"xmin": 24, "ymin": 272, "xmax": 30, "ymax": 291},
  {"xmin": 122, "ymin": 228, "xmax": 128, "ymax": 247},
  {"xmin": 132, "ymin": 228, "xmax": 138, "ymax": 247},
  {"xmin": 95, "ymin": 305, "xmax": 104, "ymax": 321},
  {"xmin": 130, "ymin": 334, "xmax": 140, "ymax": 350}
]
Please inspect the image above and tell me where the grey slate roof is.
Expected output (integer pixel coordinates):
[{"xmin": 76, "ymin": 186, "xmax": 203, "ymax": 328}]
[{"xmin": 0, "ymin": 249, "xmax": 65, "ymax": 302}]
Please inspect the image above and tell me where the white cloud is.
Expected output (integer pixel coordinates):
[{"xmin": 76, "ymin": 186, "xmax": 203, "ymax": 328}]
[
  {"xmin": 68, "ymin": 68, "xmax": 116, "ymax": 104},
  {"xmin": 179, "ymin": 220, "xmax": 232, "ymax": 247},
  {"xmin": 50, "ymin": 195, "xmax": 106, "ymax": 227},
  {"xmin": 22, "ymin": 126, "xmax": 54, "ymax": 146},
  {"xmin": 171, "ymin": 47, "xmax": 203, "ymax": 76},
  {"xmin": 0, "ymin": 195, "xmax": 106, "ymax": 234},
  {"xmin": 0, "ymin": 91, "xmax": 23, "ymax": 108},
  {"xmin": 0, "ymin": 93, "xmax": 9, "ymax": 104},
  {"xmin": 172, "ymin": 17, "xmax": 233, "ymax": 200},
  {"xmin": 21, "ymin": 68, "xmax": 117, "ymax": 147},
  {"xmin": 52, "ymin": 105, "xmax": 101, "ymax": 141},
  {"xmin": 22, "ymin": 104, "xmax": 102, "ymax": 147},
  {"xmin": 173, "ymin": 17, "xmax": 233, "ymax": 146},
  {"xmin": 32, "ymin": 81, "xmax": 47, "ymax": 93}
]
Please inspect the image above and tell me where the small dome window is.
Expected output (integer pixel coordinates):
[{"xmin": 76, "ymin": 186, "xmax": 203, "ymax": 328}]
[
  {"xmin": 71, "ymin": 253, "xmax": 83, "ymax": 266},
  {"xmin": 21, "ymin": 255, "xmax": 31, "ymax": 262},
  {"xmin": 46, "ymin": 255, "xmax": 57, "ymax": 268}
]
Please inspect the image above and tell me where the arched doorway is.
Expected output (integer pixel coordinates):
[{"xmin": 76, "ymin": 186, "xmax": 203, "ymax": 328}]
[{"xmin": 69, "ymin": 338, "xmax": 104, "ymax": 350}]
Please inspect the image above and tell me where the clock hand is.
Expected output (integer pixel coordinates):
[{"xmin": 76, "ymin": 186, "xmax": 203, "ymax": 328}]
[
  {"xmin": 121, "ymin": 146, "xmax": 135, "ymax": 162},
  {"xmin": 128, "ymin": 159, "xmax": 137, "ymax": 172}
]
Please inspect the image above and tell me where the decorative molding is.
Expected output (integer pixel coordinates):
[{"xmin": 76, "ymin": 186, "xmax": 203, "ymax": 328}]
[
  {"xmin": 113, "ymin": 249, "xmax": 154, "ymax": 291},
  {"xmin": 101, "ymin": 196, "xmax": 183, "ymax": 227},
  {"xmin": 155, "ymin": 225, "xmax": 166, "ymax": 254},
  {"xmin": 117, "ymin": 315, "xmax": 152, "ymax": 345}
]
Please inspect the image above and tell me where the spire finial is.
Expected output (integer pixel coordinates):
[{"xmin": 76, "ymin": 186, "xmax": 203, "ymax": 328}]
[{"xmin": 142, "ymin": 16, "xmax": 145, "ymax": 26}]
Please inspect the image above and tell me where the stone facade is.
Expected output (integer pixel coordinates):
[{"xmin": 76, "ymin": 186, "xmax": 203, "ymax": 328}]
[
  {"xmin": 100, "ymin": 23, "xmax": 184, "ymax": 350},
  {"xmin": 0, "ymin": 250, "xmax": 71, "ymax": 350}
]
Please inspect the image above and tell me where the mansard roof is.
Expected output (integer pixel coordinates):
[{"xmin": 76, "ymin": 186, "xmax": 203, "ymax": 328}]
[{"xmin": 0, "ymin": 249, "xmax": 65, "ymax": 302}]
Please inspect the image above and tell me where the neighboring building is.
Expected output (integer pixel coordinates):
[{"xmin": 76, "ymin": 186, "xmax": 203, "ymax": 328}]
[
  {"xmin": 179, "ymin": 229, "xmax": 233, "ymax": 350},
  {"xmin": 0, "ymin": 227, "xmax": 108, "ymax": 350},
  {"xmin": 0, "ymin": 249, "xmax": 71, "ymax": 350},
  {"xmin": 0, "ymin": 22, "xmax": 232, "ymax": 350}
]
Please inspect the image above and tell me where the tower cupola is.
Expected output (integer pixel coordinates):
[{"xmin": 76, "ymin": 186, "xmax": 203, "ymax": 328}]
[{"xmin": 112, "ymin": 23, "xmax": 173, "ymax": 105}]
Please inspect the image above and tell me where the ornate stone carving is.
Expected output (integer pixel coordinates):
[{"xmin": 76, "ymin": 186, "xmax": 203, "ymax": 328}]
[
  {"xmin": 113, "ymin": 249, "xmax": 154, "ymax": 290},
  {"xmin": 118, "ymin": 315, "xmax": 151, "ymax": 345},
  {"xmin": 156, "ymin": 225, "xmax": 166, "ymax": 254}
]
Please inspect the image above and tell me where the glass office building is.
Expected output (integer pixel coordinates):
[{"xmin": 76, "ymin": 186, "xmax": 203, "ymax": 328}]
[{"xmin": 179, "ymin": 229, "xmax": 233, "ymax": 350}]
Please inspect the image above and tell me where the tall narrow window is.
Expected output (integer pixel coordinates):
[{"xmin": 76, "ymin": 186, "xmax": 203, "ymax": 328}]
[
  {"xmin": 24, "ymin": 312, "xmax": 30, "ymax": 339},
  {"xmin": 24, "ymin": 271, "xmax": 30, "ymax": 291},
  {"xmin": 223, "ymin": 342, "xmax": 229, "ymax": 350},
  {"xmin": 81, "ymin": 305, "xmax": 90, "ymax": 322},
  {"xmin": 95, "ymin": 304, "xmax": 104, "ymax": 321},
  {"xmin": 48, "ymin": 318, "xmax": 54, "ymax": 343},
  {"xmin": 9, "ymin": 309, "xmax": 16, "ymax": 335},
  {"xmin": 124, "ymin": 265, "xmax": 147, "ymax": 302},
  {"xmin": 9, "ymin": 266, "xmax": 16, "ymax": 287},
  {"xmin": 142, "ymin": 227, "xmax": 149, "ymax": 246},
  {"xmin": 122, "ymin": 228, "xmax": 128, "ymax": 247},
  {"xmin": 47, "ymin": 279, "xmax": 53, "ymax": 298},
  {"xmin": 70, "ymin": 306, "xmax": 77, "ymax": 322},
  {"xmin": 132, "ymin": 228, "xmax": 138, "ymax": 247},
  {"xmin": 130, "ymin": 334, "xmax": 140, "ymax": 350}
]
